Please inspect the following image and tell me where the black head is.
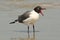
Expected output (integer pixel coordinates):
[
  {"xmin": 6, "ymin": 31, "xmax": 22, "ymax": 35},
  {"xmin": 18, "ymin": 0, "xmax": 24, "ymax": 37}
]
[
  {"xmin": 34, "ymin": 6, "xmax": 42, "ymax": 13},
  {"xmin": 34, "ymin": 6, "xmax": 46, "ymax": 16}
]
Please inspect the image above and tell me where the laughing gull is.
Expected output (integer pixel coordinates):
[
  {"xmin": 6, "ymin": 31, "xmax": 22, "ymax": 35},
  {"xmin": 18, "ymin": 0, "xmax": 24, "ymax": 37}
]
[{"xmin": 9, "ymin": 6, "xmax": 46, "ymax": 32}]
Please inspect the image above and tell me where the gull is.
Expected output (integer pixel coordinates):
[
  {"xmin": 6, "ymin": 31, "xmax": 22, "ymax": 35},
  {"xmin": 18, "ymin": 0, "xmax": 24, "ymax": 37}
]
[{"xmin": 9, "ymin": 6, "xmax": 46, "ymax": 32}]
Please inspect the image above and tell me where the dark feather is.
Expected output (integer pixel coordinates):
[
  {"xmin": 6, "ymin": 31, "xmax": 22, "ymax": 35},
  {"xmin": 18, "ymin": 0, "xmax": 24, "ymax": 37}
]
[
  {"xmin": 9, "ymin": 19, "xmax": 18, "ymax": 24},
  {"xmin": 18, "ymin": 11, "xmax": 31, "ymax": 23}
]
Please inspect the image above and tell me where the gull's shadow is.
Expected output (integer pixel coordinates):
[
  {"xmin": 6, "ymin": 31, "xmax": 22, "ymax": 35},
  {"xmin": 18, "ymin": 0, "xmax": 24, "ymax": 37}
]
[
  {"xmin": 11, "ymin": 30, "xmax": 37, "ymax": 40},
  {"xmin": 13, "ymin": 30, "xmax": 40, "ymax": 33}
]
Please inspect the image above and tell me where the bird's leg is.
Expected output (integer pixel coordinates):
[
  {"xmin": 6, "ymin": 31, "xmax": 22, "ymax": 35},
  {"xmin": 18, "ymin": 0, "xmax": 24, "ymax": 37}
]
[
  {"xmin": 27, "ymin": 26, "xmax": 30, "ymax": 38},
  {"xmin": 28, "ymin": 26, "xmax": 29, "ymax": 34},
  {"xmin": 33, "ymin": 24, "xmax": 35, "ymax": 32}
]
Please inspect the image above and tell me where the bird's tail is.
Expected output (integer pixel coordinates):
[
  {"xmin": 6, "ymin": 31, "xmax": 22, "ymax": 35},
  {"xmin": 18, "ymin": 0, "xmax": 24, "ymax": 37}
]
[{"xmin": 9, "ymin": 19, "xmax": 18, "ymax": 24}]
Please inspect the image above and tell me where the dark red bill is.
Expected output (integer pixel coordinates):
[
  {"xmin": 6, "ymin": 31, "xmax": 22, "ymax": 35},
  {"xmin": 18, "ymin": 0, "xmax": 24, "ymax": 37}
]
[
  {"xmin": 40, "ymin": 8, "xmax": 46, "ymax": 16},
  {"xmin": 40, "ymin": 10, "xmax": 44, "ymax": 16}
]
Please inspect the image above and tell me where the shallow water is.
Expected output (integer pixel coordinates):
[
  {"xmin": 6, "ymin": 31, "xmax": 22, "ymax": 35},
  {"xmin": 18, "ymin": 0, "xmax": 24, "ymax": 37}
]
[{"xmin": 0, "ymin": 0, "xmax": 60, "ymax": 40}]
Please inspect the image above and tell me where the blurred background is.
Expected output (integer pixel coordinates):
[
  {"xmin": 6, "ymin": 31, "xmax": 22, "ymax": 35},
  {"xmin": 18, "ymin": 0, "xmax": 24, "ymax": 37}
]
[{"xmin": 0, "ymin": 0, "xmax": 60, "ymax": 40}]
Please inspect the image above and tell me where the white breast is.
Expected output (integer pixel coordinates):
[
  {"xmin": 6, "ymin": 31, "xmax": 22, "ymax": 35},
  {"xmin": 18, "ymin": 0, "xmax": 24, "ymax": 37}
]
[
  {"xmin": 30, "ymin": 10, "xmax": 39, "ymax": 20},
  {"xmin": 23, "ymin": 10, "xmax": 39, "ymax": 25}
]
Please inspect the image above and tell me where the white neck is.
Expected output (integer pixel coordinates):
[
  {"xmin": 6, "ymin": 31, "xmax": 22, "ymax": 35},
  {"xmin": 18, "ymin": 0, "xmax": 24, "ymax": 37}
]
[{"xmin": 30, "ymin": 10, "xmax": 38, "ymax": 14}]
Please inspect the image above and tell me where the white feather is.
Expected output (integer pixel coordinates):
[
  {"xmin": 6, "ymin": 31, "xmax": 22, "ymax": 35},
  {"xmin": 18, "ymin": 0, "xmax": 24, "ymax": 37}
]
[{"xmin": 23, "ymin": 10, "xmax": 39, "ymax": 25}]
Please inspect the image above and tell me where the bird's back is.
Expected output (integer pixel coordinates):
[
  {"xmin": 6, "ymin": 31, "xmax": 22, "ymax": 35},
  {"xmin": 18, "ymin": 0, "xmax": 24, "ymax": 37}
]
[{"xmin": 18, "ymin": 11, "xmax": 31, "ymax": 23}]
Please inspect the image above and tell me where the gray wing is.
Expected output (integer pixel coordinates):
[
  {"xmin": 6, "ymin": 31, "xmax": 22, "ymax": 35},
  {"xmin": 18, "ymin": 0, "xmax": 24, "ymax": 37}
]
[{"xmin": 18, "ymin": 11, "xmax": 31, "ymax": 23}]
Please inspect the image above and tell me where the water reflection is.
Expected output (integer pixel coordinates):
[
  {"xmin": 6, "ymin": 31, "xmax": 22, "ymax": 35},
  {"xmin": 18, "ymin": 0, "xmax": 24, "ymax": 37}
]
[
  {"xmin": 11, "ymin": 31, "xmax": 36, "ymax": 40},
  {"xmin": 27, "ymin": 32, "xmax": 35, "ymax": 40}
]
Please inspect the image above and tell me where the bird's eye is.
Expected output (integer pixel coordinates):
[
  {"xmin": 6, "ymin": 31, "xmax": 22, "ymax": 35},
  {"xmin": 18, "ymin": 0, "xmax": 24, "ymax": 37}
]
[{"xmin": 37, "ymin": 8, "xmax": 40, "ymax": 10}]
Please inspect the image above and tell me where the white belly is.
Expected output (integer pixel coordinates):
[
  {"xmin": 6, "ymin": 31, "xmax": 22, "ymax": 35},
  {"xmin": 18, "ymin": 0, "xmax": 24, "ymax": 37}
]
[{"xmin": 23, "ymin": 10, "xmax": 39, "ymax": 25}]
